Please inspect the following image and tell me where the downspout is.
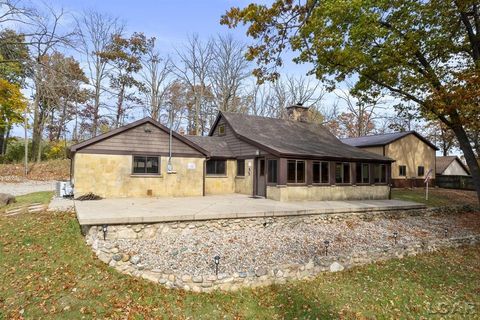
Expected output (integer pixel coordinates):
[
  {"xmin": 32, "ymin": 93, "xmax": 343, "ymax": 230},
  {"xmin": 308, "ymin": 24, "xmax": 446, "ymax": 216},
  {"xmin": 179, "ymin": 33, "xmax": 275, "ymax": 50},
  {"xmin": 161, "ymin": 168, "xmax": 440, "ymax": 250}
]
[
  {"xmin": 203, "ymin": 157, "xmax": 209, "ymax": 197},
  {"xmin": 167, "ymin": 102, "xmax": 173, "ymax": 173}
]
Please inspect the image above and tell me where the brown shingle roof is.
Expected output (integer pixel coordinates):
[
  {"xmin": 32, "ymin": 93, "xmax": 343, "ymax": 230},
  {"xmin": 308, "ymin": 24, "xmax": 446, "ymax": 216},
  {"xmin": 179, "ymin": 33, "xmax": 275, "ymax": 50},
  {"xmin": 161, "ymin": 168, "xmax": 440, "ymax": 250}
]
[
  {"xmin": 216, "ymin": 112, "xmax": 393, "ymax": 162},
  {"xmin": 185, "ymin": 136, "xmax": 234, "ymax": 158},
  {"xmin": 341, "ymin": 131, "xmax": 439, "ymax": 150},
  {"xmin": 436, "ymin": 156, "xmax": 470, "ymax": 175}
]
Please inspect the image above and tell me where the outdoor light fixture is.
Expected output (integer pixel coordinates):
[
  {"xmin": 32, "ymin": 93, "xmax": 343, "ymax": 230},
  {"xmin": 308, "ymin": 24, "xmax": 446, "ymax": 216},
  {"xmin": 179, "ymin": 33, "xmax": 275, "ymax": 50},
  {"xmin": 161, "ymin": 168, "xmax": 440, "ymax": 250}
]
[
  {"xmin": 214, "ymin": 255, "xmax": 220, "ymax": 275},
  {"xmin": 324, "ymin": 240, "xmax": 330, "ymax": 256},
  {"xmin": 102, "ymin": 224, "xmax": 108, "ymax": 240},
  {"xmin": 393, "ymin": 231, "xmax": 398, "ymax": 245}
]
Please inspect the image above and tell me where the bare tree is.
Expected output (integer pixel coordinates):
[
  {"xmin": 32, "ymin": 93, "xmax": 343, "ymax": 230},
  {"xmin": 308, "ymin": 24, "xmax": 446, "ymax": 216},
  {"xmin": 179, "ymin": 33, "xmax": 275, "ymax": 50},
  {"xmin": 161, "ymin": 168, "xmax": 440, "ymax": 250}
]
[
  {"xmin": 173, "ymin": 34, "xmax": 213, "ymax": 135},
  {"xmin": 77, "ymin": 10, "xmax": 124, "ymax": 137},
  {"xmin": 140, "ymin": 38, "xmax": 171, "ymax": 121},
  {"xmin": 333, "ymin": 87, "xmax": 381, "ymax": 137},
  {"xmin": 28, "ymin": 5, "xmax": 76, "ymax": 162},
  {"xmin": 209, "ymin": 34, "xmax": 250, "ymax": 112}
]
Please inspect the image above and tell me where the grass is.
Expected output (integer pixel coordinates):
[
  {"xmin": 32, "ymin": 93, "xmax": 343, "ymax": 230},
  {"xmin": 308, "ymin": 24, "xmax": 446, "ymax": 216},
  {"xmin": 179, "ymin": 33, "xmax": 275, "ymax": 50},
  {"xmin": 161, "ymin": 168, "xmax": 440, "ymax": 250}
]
[
  {"xmin": 0, "ymin": 191, "xmax": 54, "ymax": 213},
  {"xmin": 0, "ymin": 207, "xmax": 479, "ymax": 318},
  {"xmin": 392, "ymin": 187, "xmax": 478, "ymax": 207}
]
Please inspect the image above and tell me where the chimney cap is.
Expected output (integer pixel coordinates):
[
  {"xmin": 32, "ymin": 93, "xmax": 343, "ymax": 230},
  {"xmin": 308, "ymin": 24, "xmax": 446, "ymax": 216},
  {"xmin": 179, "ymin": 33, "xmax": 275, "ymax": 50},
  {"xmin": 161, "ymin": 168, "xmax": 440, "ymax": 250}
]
[{"xmin": 286, "ymin": 103, "xmax": 309, "ymax": 109}]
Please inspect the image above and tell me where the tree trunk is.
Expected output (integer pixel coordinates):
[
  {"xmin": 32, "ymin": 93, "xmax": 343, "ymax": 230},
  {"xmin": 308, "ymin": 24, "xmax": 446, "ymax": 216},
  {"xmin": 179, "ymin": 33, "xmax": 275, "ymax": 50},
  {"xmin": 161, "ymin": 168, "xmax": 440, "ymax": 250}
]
[
  {"xmin": 451, "ymin": 123, "xmax": 480, "ymax": 202},
  {"xmin": 115, "ymin": 85, "xmax": 125, "ymax": 128},
  {"xmin": 3, "ymin": 125, "xmax": 10, "ymax": 155},
  {"xmin": 31, "ymin": 100, "xmax": 41, "ymax": 162},
  {"xmin": 0, "ymin": 126, "xmax": 5, "ymax": 156}
]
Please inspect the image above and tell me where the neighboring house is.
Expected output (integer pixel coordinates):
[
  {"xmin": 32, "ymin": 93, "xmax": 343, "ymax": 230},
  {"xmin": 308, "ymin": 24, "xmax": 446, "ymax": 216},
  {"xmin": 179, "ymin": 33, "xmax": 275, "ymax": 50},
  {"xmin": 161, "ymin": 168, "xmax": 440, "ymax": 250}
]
[
  {"xmin": 341, "ymin": 131, "xmax": 438, "ymax": 188},
  {"xmin": 436, "ymin": 156, "xmax": 470, "ymax": 176},
  {"xmin": 70, "ymin": 105, "xmax": 394, "ymax": 201}
]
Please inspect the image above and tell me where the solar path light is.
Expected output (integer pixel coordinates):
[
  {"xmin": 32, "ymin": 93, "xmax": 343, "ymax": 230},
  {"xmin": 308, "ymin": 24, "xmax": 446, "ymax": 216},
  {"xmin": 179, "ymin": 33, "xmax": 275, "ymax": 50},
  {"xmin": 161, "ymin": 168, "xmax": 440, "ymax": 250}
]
[{"xmin": 214, "ymin": 255, "xmax": 220, "ymax": 275}]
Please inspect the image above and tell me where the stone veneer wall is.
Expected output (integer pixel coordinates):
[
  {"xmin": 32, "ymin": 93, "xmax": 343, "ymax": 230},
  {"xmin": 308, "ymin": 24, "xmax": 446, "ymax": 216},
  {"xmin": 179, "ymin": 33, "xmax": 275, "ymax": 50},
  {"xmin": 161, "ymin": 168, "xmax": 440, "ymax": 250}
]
[
  {"xmin": 74, "ymin": 153, "xmax": 205, "ymax": 198},
  {"xmin": 85, "ymin": 205, "xmax": 478, "ymax": 292},
  {"xmin": 205, "ymin": 159, "xmax": 236, "ymax": 195},
  {"xmin": 267, "ymin": 185, "xmax": 390, "ymax": 201}
]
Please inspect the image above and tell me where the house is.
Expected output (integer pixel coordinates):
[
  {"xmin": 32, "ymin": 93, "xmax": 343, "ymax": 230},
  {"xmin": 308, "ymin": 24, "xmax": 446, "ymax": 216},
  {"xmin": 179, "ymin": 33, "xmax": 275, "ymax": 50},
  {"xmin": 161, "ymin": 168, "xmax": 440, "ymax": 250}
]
[
  {"xmin": 69, "ymin": 105, "xmax": 394, "ymax": 201},
  {"xmin": 341, "ymin": 131, "xmax": 438, "ymax": 188},
  {"xmin": 436, "ymin": 156, "xmax": 470, "ymax": 176}
]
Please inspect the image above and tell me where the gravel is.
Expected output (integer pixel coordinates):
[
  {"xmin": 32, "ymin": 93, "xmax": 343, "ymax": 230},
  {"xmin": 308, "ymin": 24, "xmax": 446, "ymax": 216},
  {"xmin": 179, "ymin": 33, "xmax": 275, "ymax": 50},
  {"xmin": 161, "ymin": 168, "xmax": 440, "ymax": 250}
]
[
  {"xmin": 0, "ymin": 180, "xmax": 56, "ymax": 196},
  {"xmin": 109, "ymin": 212, "xmax": 480, "ymax": 276}
]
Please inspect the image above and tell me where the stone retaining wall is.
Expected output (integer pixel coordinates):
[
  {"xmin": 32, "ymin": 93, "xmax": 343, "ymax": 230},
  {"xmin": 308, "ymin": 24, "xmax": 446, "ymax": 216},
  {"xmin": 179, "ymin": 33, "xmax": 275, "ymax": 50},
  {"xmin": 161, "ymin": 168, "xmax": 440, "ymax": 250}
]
[{"xmin": 84, "ymin": 205, "xmax": 479, "ymax": 292}]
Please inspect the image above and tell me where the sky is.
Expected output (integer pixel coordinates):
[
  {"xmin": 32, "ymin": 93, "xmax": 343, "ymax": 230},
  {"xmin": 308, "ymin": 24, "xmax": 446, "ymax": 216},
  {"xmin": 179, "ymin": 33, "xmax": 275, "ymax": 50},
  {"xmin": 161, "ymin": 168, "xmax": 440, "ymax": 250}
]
[{"xmin": 41, "ymin": 0, "xmax": 312, "ymax": 75}]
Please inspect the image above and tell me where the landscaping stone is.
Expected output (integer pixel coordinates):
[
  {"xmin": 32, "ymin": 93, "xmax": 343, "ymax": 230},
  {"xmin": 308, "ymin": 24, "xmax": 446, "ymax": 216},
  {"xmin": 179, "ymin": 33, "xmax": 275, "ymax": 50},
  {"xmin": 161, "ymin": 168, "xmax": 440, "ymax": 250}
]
[
  {"xmin": 0, "ymin": 193, "xmax": 15, "ymax": 206},
  {"xmin": 130, "ymin": 255, "xmax": 141, "ymax": 265},
  {"xmin": 329, "ymin": 262, "xmax": 344, "ymax": 272},
  {"xmin": 85, "ymin": 206, "xmax": 480, "ymax": 292}
]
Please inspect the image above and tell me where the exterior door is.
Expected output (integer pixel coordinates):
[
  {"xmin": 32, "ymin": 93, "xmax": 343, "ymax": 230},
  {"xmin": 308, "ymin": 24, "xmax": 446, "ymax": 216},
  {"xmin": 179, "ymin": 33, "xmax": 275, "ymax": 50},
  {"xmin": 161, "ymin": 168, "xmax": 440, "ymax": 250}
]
[{"xmin": 256, "ymin": 157, "xmax": 266, "ymax": 197}]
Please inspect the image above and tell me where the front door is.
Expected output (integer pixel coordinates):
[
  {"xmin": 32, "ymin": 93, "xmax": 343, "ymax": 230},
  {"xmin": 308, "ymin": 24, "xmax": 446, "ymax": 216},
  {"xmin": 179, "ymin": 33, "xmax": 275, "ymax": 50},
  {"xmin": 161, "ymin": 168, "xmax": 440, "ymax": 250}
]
[{"xmin": 256, "ymin": 157, "xmax": 266, "ymax": 197}]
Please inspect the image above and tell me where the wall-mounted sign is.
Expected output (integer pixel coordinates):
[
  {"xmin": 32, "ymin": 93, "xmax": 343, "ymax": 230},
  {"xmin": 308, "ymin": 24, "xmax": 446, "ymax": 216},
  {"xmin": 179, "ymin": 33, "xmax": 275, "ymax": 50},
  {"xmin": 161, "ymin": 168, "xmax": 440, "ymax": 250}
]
[{"xmin": 187, "ymin": 162, "xmax": 196, "ymax": 170}]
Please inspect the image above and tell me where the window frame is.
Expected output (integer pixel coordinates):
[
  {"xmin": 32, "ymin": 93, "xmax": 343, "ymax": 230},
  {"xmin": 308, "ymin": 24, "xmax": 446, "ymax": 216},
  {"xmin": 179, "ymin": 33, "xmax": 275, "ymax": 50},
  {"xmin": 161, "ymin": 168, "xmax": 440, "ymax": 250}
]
[
  {"xmin": 287, "ymin": 159, "xmax": 306, "ymax": 184},
  {"xmin": 373, "ymin": 163, "xmax": 387, "ymax": 184},
  {"xmin": 335, "ymin": 162, "xmax": 351, "ymax": 184},
  {"xmin": 267, "ymin": 159, "xmax": 278, "ymax": 184},
  {"xmin": 218, "ymin": 124, "xmax": 226, "ymax": 136},
  {"xmin": 132, "ymin": 155, "xmax": 160, "ymax": 175},
  {"xmin": 356, "ymin": 163, "xmax": 370, "ymax": 184},
  {"xmin": 399, "ymin": 165, "xmax": 407, "ymax": 177},
  {"xmin": 236, "ymin": 159, "xmax": 245, "ymax": 177},
  {"xmin": 417, "ymin": 166, "xmax": 425, "ymax": 177},
  {"xmin": 206, "ymin": 159, "xmax": 227, "ymax": 176},
  {"xmin": 312, "ymin": 161, "xmax": 330, "ymax": 184}
]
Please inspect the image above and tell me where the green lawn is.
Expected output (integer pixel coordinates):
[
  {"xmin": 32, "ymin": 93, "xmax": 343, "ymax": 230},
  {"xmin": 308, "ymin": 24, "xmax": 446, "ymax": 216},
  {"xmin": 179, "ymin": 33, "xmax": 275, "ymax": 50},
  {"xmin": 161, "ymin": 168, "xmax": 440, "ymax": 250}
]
[
  {"xmin": 392, "ymin": 188, "xmax": 478, "ymax": 207},
  {"xmin": 0, "ymin": 191, "xmax": 54, "ymax": 211},
  {"xmin": 1, "ymin": 209, "xmax": 479, "ymax": 319}
]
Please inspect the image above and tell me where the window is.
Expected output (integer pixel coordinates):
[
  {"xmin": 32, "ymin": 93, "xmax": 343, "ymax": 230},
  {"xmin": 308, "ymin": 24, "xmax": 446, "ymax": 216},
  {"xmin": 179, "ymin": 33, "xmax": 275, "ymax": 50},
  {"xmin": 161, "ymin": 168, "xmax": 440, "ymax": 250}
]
[
  {"xmin": 399, "ymin": 165, "xmax": 406, "ymax": 177},
  {"xmin": 236, "ymin": 159, "xmax": 245, "ymax": 176},
  {"xmin": 259, "ymin": 159, "xmax": 265, "ymax": 176},
  {"xmin": 267, "ymin": 159, "xmax": 278, "ymax": 183},
  {"xmin": 335, "ymin": 162, "xmax": 351, "ymax": 184},
  {"xmin": 287, "ymin": 160, "xmax": 305, "ymax": 183},
  {"xmin": 133, "ymin": 156, "xmax": 159, "ymax": 174},
  {"xmin": 218, "ymin": 124, "xmax": 226, "ymax": 136},
  {"xmin": 356, "ymin": 163, "xmax": 370, "ymax": 184},
  {"xmin": 373, "ymin": 164, "xmax": 387, "ymax": 183},
  {"xmin": 313, "ymin": 161, "xmax": 329, "ymax": 184},
  {"xmin": 417, "ymin": 166, "xmax": 425, "ymax": 177},
  {"xmin": 206, "ymin": 159, "xmax": 226, "ymax": 175}
]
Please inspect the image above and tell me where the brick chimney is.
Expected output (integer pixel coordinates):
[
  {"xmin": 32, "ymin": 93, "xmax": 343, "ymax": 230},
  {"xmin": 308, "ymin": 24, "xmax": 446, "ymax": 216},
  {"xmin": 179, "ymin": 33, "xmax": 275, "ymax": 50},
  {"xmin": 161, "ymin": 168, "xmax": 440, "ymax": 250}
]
[{"xmin": 286, "ymin": 103, "xmax": 310, "ymax": 122}]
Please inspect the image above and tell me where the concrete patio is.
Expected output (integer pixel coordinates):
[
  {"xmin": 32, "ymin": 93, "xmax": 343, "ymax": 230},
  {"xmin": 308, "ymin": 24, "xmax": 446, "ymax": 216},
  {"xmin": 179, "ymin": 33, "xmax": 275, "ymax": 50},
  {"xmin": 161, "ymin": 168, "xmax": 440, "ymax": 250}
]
[{"xmin": 75, "ymin": 194, "xmax": 426, "ymax": 225}]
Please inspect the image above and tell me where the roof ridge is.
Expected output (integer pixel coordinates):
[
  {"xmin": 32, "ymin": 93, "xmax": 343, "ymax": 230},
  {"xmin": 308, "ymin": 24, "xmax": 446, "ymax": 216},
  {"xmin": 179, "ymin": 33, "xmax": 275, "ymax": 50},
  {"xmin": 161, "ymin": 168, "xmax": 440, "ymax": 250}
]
[{"xmin": 341, "ymin": 131, "xmax": 412, "ymax": 140}]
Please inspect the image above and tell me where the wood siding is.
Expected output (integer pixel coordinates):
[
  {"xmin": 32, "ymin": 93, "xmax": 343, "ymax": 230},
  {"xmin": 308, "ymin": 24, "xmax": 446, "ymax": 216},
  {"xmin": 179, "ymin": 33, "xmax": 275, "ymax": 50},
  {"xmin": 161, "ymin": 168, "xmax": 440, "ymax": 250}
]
[
  {"xmin": 79, "ymin": 122, "xmax": 204, "ymax": 156},
  {"xmin": 212, "ymin": 117, "xmax": 261, "ymax": 157}
]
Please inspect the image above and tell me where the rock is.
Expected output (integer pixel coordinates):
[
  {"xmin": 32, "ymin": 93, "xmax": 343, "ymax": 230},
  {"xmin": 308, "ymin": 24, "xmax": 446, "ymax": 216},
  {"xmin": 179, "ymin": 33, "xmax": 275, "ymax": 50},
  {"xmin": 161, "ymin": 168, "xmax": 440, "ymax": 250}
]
[
  {"xmin": 116, "ymin": 228, "xmax": 137, "ymax": 239},
  {"xmin": 238, "ymin": 272, "xmax": 247, "ymax": 278},
  {"xmin": 141, "ymin": 271, "xmax": 161, "ymax": 282},
  {"xmin": 110, "ymin": 247, "xmax": 119, "ymax": 254},
  {"xmin": 159, "ymin": 278, "xmax": 167, "ymax": 284},
  {"xmin": 255, "ymin": 267, "xmax": 268, "ymax": 277},
  {"xmin": 0, "ymin": 193, "xmax": 15, "ymax": 206},
  {"xmin": 112, "ymin": 254, "xmax": 123, "ymax": 261},
  {"xmin": 305, "ymin": 259, "xmax": 315, "ymax": 270},
  {"xmin": 121, "ymin": 254, "xmax": 130, "ymax": 262},
  {"xmin": 206, "ymin": 275, "xmax": 217, "ymax": 281},
  {"xmin": 329, "ymin": 262, "xmax": 344, "ymax": 272},
  {"xmin": 97, "ymin": 252, "xmax": 111, "ymax": 264},
  {"xmin": 130, "ymin": 255, "xmax": 141, "ymax": 265},
  {"xmin": 181, "ymin": 275, "xmax": 192, "ymax": 282},
  {"xmin": 192, "ymin": 275, "xmax": 203, "ymax": 283}
]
